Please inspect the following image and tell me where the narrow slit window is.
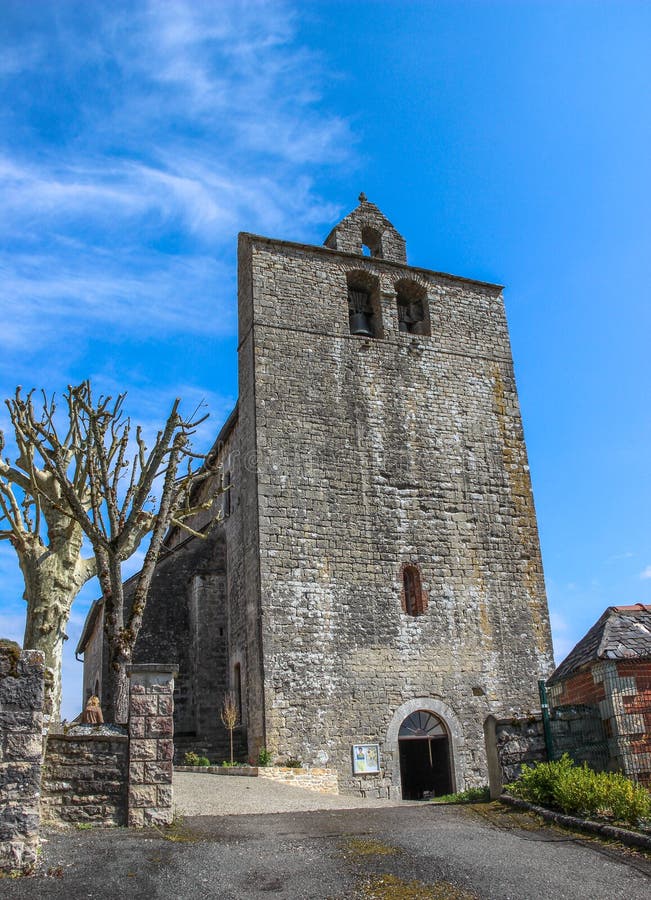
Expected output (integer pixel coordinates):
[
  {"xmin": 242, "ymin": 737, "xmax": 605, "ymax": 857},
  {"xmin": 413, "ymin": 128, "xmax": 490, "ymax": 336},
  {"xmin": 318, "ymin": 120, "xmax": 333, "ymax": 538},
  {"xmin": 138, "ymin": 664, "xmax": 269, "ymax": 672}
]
[
  {"xmin": 402, "ymin": 565, "xmax": 427, "ymax": 616},
  {"xmin": 222, "ymin": 470, "xmax": 232, "ymax": 517}
]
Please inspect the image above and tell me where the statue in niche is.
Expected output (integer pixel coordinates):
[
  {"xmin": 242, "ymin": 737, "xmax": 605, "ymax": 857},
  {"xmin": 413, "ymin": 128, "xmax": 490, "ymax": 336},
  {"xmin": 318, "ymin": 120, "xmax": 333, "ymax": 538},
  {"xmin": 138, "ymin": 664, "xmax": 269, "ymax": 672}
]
[{"xmin": 81, "ymin": 695, "xmax": 104, "ymax": 725}]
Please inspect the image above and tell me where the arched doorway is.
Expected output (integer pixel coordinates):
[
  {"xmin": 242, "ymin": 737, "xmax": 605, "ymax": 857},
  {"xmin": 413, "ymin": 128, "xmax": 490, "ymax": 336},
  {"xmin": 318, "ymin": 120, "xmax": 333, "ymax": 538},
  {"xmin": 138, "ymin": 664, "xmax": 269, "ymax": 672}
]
[{"xmin": 398, "ymin": 710, "xmax": 452, "ymax": 800}]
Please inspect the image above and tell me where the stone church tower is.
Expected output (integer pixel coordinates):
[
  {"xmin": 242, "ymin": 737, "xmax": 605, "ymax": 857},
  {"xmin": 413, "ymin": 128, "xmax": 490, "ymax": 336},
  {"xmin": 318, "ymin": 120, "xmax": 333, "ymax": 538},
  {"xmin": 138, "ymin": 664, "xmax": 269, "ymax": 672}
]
[{"xmin": 79, "ymin": 196, "xmax": 554, "ymax": 798}]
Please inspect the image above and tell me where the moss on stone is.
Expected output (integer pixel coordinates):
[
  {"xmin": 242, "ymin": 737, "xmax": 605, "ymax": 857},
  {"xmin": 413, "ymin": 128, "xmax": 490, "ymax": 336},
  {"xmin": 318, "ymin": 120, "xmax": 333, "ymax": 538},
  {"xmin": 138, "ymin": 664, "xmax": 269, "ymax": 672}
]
[{"xmin": 0, "ymin": 639, "xmax": 22, "ymax": 676}]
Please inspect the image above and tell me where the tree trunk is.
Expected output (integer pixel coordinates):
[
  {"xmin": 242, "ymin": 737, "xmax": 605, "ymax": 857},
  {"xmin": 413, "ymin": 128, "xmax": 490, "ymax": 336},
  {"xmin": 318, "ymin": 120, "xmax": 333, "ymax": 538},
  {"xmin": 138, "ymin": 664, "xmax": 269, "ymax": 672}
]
[
  {"xmin": 21, "ymin": 562, "xmax": 92, "ymax": 725},
  {"xmin": 109, "ymin": 659, "xmax": 130, "ymax": 725},
  {"xmin": 22, "ymin": 601, "xmax": 66, "ymax": 725},
  {"xmin": 16, "ymin": 514, "xmax": 95, "ymax": 727}
]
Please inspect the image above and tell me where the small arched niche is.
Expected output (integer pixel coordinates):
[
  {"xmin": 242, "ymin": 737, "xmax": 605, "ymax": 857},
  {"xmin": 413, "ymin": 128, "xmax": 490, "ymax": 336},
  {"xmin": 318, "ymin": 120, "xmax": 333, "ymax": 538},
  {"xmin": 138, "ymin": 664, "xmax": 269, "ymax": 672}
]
[
  {"xmin": 346, "ymin": 270, "xmax": 383, "ymax": 339},
  {"xmin": 395, "ymin": 279, "xmax": 430, "ymax": 336}
]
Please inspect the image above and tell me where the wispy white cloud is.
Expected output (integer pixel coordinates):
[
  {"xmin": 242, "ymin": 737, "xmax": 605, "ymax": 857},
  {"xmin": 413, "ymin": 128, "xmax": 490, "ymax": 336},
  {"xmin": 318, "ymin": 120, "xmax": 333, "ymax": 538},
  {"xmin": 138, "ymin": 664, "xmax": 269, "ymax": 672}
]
[
  {"xmin": 0, "ymin": 249, "xmax": 235, "ymax": 362},
  {"xmin": 607, "ymin": 550, "xmax": 634, "ymax": 562},
  {"xmin": 0, "ymin": 0, "xmax": 352, "ymax": 366},
  {"xmin": 641, "ymin": 566, "xmax": 651, "ymax": 580}
]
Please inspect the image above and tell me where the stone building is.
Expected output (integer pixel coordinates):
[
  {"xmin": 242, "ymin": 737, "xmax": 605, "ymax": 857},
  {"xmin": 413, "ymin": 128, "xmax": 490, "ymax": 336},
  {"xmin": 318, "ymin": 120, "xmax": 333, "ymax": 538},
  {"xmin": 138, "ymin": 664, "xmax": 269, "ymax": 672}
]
[{"xmin": 78, "ymin": 196, "xmax": 554, "ymax": 798}]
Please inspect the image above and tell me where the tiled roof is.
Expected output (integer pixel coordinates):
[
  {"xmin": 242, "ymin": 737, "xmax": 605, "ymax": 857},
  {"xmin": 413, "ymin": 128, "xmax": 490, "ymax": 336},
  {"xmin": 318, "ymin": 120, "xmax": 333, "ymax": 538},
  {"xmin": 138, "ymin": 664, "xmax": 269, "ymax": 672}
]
[{"xmin": 548, "ymin": 604, "xmax": 651, "ymax": 683}]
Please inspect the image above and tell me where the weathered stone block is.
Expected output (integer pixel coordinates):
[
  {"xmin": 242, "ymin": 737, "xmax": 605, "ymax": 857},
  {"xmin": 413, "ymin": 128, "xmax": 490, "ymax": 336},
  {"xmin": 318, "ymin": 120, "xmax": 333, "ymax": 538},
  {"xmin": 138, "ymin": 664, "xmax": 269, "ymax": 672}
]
[
  {"xmin": 130, "ymin": 696, "xmax": 158, "ymax": 717},
  {"xmin": 128, "ymin": 807, "xmax": 145, "ymax": 827},
  {"xmin": 129, "ymin": 716, "xmax": 146, "ymax": 739},
  {"xmin": 143, "ymin": 761, "xmax": 173, "ymax": 783},
  {"xmin": 129, "ymin": 740, "xmax": 158, "ymax": 761},
  {"xmin": 156, "ymin": 784, "xmax": 172, "ymax": 807},
  {"xmin": 157, "ymin": 695, "xmax": 173, "ymax": 716},
  {"xmin": 143, "ymin": 806, "xmax": 173, "ymax": 826},
  {"xmin": 129, "ymin": 784, "xmax": 157, "ymax": 807},
  {"xmin": 129, "ymin": 761, "xmax": 145, "ymax": 781},
  {"xmin": 145, "ymin": 716, "xmax": 173, "ymax": 738},
  {"xmin": 157, "ymin": 739, "xmax": 174, "ymax": 761}
]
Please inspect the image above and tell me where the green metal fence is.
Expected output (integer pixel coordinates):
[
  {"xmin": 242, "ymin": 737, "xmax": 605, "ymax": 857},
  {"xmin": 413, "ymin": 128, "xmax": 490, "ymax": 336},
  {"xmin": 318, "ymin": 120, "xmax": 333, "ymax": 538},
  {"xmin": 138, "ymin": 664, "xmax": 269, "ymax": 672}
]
[{"xmin": 540, "ymin": 675, "xmax": 651, "ymax": 786}]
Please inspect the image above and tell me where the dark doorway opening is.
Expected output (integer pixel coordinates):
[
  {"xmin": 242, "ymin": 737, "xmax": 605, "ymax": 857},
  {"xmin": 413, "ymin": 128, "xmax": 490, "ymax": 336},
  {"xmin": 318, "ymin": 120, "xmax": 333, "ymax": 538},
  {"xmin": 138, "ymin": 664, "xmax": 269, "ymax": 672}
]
[{"xmin": 398, "ymin": 711, "xmax": 453, "ymax": 800}]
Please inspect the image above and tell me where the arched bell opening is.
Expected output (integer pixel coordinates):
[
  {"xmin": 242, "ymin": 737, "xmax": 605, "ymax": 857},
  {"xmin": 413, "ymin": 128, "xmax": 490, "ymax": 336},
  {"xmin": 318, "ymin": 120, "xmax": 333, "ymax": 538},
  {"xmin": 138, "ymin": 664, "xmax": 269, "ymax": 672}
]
[
  {"xmin": 398, "ymin": 710, "xmax": 453, "ymax": 800},
  {"xmin": 346, "ymin": 270, "xmax": 383, "ymax": 339},
  {"xmin": 395, "ymin": 278, "xmax": 430, "ymax": 336}
]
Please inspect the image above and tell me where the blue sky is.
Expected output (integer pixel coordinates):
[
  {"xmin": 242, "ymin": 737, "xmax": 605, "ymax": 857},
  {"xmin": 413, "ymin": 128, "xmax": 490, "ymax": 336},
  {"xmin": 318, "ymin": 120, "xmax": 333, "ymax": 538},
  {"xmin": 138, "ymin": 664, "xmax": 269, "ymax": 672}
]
[{"xmin": 0, "ymin": 1, "xmax": 649, "ymax": 719}]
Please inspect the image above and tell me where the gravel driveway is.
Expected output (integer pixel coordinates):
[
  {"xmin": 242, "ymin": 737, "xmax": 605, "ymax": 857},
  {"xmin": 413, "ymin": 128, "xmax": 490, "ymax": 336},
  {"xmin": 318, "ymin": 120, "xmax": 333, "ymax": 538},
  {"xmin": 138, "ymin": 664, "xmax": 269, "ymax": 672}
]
[{"xmin": 173, "ymin": 771, "xmax": 412, "ymax": 816}]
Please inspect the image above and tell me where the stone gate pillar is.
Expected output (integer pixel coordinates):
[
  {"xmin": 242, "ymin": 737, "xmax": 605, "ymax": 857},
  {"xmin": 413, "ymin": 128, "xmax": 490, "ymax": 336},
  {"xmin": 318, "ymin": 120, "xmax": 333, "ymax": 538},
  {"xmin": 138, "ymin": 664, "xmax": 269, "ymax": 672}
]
[
  {"xmin": 0, "ymin": 645, "xmax": 44, "ymax": 873},
  {"xmin": 127, "ymin": 664, "xmax": 177, "ymax": 827}
]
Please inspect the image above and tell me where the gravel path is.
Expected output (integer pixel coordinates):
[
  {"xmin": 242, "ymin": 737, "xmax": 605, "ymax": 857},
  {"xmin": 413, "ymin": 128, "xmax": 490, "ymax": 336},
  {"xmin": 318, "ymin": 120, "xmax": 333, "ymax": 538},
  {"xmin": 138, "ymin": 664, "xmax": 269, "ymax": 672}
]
[{"xmin": 173, "ymin": 771, "xmax": 413, "ymax": 816}]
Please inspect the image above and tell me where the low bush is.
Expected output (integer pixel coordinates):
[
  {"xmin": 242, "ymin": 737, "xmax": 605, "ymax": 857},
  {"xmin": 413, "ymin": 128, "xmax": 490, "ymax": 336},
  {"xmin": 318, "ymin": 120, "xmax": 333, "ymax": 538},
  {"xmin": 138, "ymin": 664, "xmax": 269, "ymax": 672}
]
[
  {"xmin": 508, "ymin": 754, "xmax": 651, "ymax": 826},
  {"xmin": 221, "ymin": 760, "xmax": 238, "ymax": 767},
  {"xmin": 510, "ymin": 754, "xmax": 575, "ymax": 808},
  {"xmin": 285, "ymin": 756, "xmax": 302, "ymax": 768},
  {"xmin": 184, "ymin": 751, "xmax": 201, "ymax": 766},
  {"xmin": 197, "ymin": 756, "xmax": 211, "ymax": 767},
  {"xmin": 257, "ymin": 747, "xmax": 273, "ymax": 767}
]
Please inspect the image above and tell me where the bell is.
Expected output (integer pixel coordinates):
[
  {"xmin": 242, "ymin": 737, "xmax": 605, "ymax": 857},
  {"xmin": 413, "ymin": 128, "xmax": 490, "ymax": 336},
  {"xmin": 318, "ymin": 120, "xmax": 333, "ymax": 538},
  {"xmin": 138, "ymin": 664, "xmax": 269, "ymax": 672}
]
[{"xmin": 349, "ymin": 312, "xmax": 374, "ymax": 336}]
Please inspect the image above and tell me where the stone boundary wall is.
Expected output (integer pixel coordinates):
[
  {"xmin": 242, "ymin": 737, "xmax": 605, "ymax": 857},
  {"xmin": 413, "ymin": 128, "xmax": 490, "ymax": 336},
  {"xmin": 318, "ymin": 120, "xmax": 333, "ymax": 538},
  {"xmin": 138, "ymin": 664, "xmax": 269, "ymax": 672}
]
[
  {"xmin": 257, "ymin": 766, "xmax": 338, "ymax": 794},
  {"xmin": 484, "ymin": 714, "xmax": 546, "ymax": 798},
  {"xmin": 484, "ymin": 710, "xmax": 614, "ymax": 798},
  {"xmin": 175, "ymin": 764, "xmax": 339, "ymax": 794},
  {"xmin": 0, "ymin": 646, "xmax": 44, "ymax": 874},
  {"xmin": 41, "ymin": 734, "xmax": 128, "ymax": 826},
  {"xmin": 128, "ymin": 664, "xmax": 176, "ymax": 827},
  {"xmin": 176, "ymin": 765, "xmax": 257, "ymax": 776}
]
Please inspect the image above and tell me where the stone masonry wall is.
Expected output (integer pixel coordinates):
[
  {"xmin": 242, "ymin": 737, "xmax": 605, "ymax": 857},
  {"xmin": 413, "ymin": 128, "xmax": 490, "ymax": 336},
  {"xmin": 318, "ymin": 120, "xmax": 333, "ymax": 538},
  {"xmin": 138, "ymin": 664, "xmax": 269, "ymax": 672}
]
[
  {"xmin": 256, "ymin": 765, "xmax": 338, "ymax": 794},
  {"xmin": 0, "ymin": 646, "xmax": 44, "ymax": 874},
  {"xmin": 238, "ymin": 220, "xmax": 554, "ymax": 795},
  {"xmin": 127, "ymin": 664, "xmax": 176, "ymax": 826},
  {"xmin": 130, "ymin": 531, "xmax": 232, "ymax": 760},
  {"xmin": 41, "ymin": 734, "xmax": 128, "ymax": 826},
  {"xmin": 485, "ymin": 713, "xmax": 552, "ymax": 797}
]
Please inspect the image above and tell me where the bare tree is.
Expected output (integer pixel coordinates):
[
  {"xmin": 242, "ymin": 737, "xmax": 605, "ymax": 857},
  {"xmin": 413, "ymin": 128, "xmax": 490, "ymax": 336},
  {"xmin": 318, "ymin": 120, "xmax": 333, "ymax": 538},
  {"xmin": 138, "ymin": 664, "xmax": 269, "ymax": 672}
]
[
  {"xmin": 2, "ymin": 381, "xmax": 214, "ymax": 723},
  {"xmin": 220, "ymin": 692, "xmax": 240, "ymax": 765},
  {"xmin": 1, "ymin": 389, "xmax": 99, "ymax": 722}
]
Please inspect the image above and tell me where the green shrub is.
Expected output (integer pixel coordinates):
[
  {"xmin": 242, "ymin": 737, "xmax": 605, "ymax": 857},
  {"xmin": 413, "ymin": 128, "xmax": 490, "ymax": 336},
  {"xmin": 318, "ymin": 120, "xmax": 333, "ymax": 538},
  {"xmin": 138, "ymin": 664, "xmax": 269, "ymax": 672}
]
[
  {"xmin": 184, "ymin": 751, "xmax": 201, "ymax": 766},
  {"xmin": 598, "ymin": 770, "xmax": 651, "ymax": 824},
  {"xmin": 221, "ymin": 760, "xmax": 238, "ymax": 767},
  {"xmin": 285, "ymin": 756, "xmax": 302, "ymax": 768},
  {"xmin": 197, "ymin": 756, "xmax": 211, "ymax": 767},
  {"xmin": 508, "ymin": 754, "xmax": 651, "ymax": 825},
  {"xmin": 552, "ymin": 763, "xmax": 600, "ymax": 816},
  {"xmin": 509, "ymin": 754, "xmax": 575, "ymax": 807},
  {"xmin": 257, "ymin": 747, "xmax": 273, "ymax": 767}
]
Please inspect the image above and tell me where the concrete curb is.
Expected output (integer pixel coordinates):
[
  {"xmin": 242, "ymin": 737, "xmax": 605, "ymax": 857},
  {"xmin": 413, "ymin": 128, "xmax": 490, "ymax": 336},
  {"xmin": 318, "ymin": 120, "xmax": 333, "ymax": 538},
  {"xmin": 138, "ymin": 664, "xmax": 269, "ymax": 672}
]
[{"xmin": 500, "ymin": 793, "xmax": 651, "ymax": 851}]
